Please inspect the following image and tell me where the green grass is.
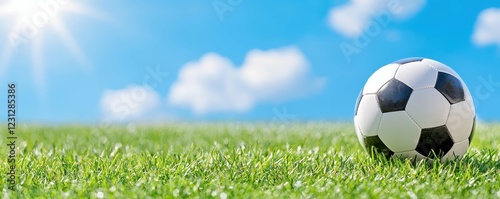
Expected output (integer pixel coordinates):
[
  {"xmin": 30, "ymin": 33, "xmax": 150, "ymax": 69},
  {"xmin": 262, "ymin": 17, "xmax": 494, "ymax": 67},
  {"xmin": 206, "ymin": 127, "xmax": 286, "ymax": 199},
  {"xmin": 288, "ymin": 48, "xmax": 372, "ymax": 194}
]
[{"xmin": 1, "ymin": 123, "xmax": 499, "ymax": 198}]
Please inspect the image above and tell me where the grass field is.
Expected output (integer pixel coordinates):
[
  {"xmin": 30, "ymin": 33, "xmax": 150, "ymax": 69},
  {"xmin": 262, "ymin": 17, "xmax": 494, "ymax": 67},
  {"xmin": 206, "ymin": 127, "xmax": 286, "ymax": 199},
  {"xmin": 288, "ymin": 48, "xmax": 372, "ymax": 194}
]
[{"xmin": 1, "ymin": 123, "xmax": 499, "ymax": 198}]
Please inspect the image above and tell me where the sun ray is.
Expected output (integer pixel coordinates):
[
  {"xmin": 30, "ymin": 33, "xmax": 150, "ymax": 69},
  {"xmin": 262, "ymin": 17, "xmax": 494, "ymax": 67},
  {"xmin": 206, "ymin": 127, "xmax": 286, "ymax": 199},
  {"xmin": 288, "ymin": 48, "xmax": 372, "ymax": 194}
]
[
  {"xmin": 0, "ymin": 25, "xmax": 18, "ymax": 79},
  {"xmin": 0, "ymin": 0, "xmax": 102, "ymax": 90},
  {"xmin": 32, "ymin": 32, "xmax": 46, "ymax": 93},
  {"xmin": 50, "ymin": 18, "xmax": 91, "ymax": 72},
  {"xmin": 0, "ymin": 43, "xmax": 14, "ymax": 80},
  {"xmin": 64, "ymin": 2, "xmax": 112, "ymax": 23},
  {"xmin": 0, "ymin": 2, "xmax": 18, "ymax": 16},
  {"xmin": 0, "ymin": 8, "xmax": 12, "ymax": 16}
]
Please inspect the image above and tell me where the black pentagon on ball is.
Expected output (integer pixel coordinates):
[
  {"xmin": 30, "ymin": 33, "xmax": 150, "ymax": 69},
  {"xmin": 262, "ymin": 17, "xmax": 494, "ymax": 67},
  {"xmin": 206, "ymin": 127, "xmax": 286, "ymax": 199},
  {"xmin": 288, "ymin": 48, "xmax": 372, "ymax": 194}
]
[
  {"xmin": 364, "ymin": 135, "xmax": 394, "ymax": 158},
  {"xmin": 376, "ymin": 78, "xmax": 413, "ymax": 113},
  {"xmin": 435, "ymin": 72, "xmax": 465, "ymax": 104},
  {"xmin": 355, "ymin": 91, "xmax": 363, "ymax": 116},
  {"xmin": 416, "ymin": 125, "xmax": 454, "ymax": 159},
  {"xmin": 469, "ymin": 117, "xmax": 476, "ymax": 145},
  {"xmin": 394, "ymin": 57, "xmax": 424, "ymax": 64}
]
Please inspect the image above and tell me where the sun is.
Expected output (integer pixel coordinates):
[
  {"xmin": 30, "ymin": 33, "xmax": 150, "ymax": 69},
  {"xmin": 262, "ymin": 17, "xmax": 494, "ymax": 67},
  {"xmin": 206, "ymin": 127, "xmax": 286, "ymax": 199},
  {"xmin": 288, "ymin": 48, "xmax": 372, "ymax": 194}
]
[
  {"xmin": 0, "ymin": 0, "xmax": 104, "ymax": 91},
  {"xmin": 2, "ymin": 0, "xmax": 40, "ymax": 18}
]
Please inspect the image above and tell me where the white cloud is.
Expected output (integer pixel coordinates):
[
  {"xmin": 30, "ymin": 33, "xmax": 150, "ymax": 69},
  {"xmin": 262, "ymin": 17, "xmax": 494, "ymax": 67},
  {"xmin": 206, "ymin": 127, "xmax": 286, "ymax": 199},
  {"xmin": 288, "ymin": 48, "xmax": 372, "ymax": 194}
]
[
  {"xmin": 472, "ymin": 8, "xmax": 500, "ymax": 47},
  {"xmin": 328, "ymin": 0, "xmax": 426, "ymax": 37},
  {"xmin": 100, "ymin": 85, "xmax": 161, "ymax": 121},
  {"xmin": 168, "ymin": 46, "xmax": 325, "ymax": 114}
]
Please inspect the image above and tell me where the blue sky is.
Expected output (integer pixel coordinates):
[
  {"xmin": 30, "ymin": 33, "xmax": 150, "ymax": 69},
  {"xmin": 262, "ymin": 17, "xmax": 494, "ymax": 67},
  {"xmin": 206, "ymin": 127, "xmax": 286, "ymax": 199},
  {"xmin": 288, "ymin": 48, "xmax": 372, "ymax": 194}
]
[{"xmin": 0, "ymin": 0, "xmax": 499, "ymax": 124}]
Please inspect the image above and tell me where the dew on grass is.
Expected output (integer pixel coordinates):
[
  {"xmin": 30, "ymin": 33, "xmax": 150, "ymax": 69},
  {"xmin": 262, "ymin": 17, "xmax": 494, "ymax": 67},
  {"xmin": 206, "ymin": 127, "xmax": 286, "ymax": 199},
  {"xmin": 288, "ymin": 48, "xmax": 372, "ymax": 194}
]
[
  {"xmin": 293, "ymin": 181, "xmax": 303, "ymax": 188},
  {"xmin": 173, "ymin": 189, "xmax": 180, "ymax": 197},
  {"xmin": 96, "ymin": 191, "xmax": 104, "ymax": 199}
]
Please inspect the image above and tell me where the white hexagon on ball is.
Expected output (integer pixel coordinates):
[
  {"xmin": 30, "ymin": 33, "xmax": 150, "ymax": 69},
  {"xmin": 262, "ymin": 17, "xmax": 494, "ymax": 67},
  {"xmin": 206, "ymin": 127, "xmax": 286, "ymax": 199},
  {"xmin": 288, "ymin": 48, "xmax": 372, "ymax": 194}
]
[
  {"xmin": 395, "ymin": 61, "xmax": 438, "ymax": 90},
  {"xmin": 354, "ymin": 117, "xmax": 367, "ymax": 152},
  {"xmin": 422, "ymin": 58, "xmax": 460, "ymax": 79},
  {"xmin": 393, "ymin": 150, "xmax": 427, "ymax": 162},
  {"xmin": 463, "ymin": 82, "xmax": 476, "ymax": 116},
  {"xmin": 441, "ymin": 140, "xmax": 469, "ymax": 162},
  {"xmin": 446, "ymin": 102, "xmax": 475, "ymax": 143},
  {"xmin": 363, "ymin": 63, "xmax": 399, "ymax": 94},
  {"xmin": 356, "ymin": 94, "xmax": 382, "ymax": 137},
  {"xmin": 405, "ymin": 88, "xmax": 450, "ymax": 129},
  {"xmin": 378, "ymin": 111, "xmax": 421, "ymax": 152}
]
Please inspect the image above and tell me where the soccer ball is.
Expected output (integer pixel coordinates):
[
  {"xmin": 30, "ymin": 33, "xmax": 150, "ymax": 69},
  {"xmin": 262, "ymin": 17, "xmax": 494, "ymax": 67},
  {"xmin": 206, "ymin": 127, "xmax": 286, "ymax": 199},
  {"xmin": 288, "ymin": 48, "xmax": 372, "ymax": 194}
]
[{"xmin": 354, "ymin": 57, "xmax": 476, "ymax": 162}]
